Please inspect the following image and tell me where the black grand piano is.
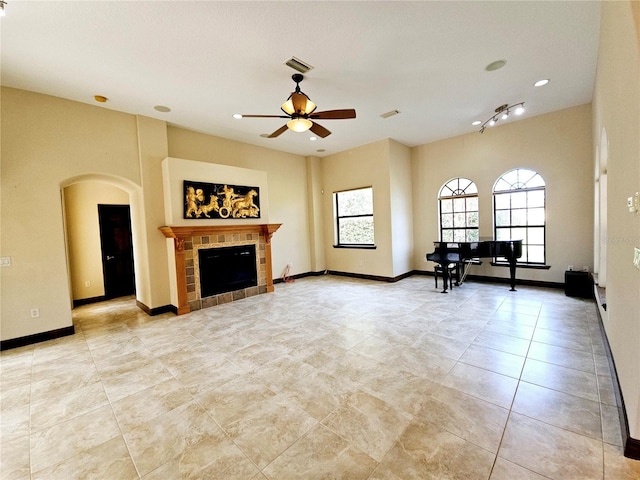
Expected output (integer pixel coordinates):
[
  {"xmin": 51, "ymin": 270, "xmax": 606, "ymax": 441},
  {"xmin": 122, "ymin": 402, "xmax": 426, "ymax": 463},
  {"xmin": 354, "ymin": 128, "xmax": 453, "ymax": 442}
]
[{"xmin": 426, "ymin": 240, "xmax": 523, "ymax": 293}]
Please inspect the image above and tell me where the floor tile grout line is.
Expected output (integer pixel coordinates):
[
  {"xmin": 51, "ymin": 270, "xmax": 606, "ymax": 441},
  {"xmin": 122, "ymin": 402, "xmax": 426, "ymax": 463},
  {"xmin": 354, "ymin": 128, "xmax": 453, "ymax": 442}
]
[
  {"xmin": 7, "ymin": 279, "xmax": 629, "ymax": 479},
  {"xmin": 191, "ymin": 388, "xmax": 266, "ymax": 478},
  {"xmin": 85, "ymin": 320, "xmax": 143, "ymax": 479},
  {"xmin": 488, "ymin": 301, "xmax": 542, "ymax": 479},
  {"xmin": 502, "ymin": 300, "xmax": 607, "ymax": 479}
]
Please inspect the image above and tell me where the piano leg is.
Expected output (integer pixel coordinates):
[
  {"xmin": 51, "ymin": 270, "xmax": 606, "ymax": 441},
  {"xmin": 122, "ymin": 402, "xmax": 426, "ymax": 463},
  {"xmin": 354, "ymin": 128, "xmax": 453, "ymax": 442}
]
[
  {"xmin": 441, "ymin": 264, "xmax": 450, "ymax": 293},
  {"xmin": 508, "ymin": 257, "xmax": 517, "ymax": 291}
]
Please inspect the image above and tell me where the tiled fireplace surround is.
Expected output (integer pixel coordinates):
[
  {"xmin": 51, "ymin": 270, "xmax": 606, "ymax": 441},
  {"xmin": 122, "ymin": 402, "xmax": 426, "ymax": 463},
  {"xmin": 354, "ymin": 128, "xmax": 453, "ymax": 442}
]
[{"xmin": 159, "ymin": 224, "xmax": 281, "ymax": 314}]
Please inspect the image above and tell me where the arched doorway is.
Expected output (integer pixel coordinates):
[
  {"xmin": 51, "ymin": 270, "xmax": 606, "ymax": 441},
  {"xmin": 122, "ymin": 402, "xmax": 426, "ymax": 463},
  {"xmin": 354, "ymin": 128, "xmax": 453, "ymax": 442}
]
[{"xmin": 61, "ymin": 174, "xmax": 143, "ymax": 307}]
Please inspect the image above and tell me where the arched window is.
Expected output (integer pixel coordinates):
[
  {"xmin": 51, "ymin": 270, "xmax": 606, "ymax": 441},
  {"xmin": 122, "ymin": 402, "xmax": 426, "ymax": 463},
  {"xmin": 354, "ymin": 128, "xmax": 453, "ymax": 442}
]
[
  {"xmin": 493, "ymin": 168, "xmax": 546, "ymax": 264},
  {"xmin": 438, "ymin": 178, "xmax": 479, "ymax": 242}
]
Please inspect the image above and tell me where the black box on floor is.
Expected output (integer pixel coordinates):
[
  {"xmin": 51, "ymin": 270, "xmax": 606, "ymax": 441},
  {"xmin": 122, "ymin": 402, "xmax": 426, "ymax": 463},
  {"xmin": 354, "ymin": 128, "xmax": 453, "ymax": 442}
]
[{"xmin": 565, "ymin": 271, "xmax": 593, "ymax": 298}]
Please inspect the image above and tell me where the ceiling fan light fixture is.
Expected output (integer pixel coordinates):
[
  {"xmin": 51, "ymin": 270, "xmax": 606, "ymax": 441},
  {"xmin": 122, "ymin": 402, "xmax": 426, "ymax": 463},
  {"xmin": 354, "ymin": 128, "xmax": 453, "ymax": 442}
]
[
  {"xmin": 287, "ymin": 118, "xmax": 313, "ymax": 133},
  {"xmin": 242, "ymin": 74, "xmax": 355, "ymax": 139},
  {"xmin": 281, "ymin": 98, "xmax": 295, "ymax": 115},
  {"xmin": 303, "ymin": 98, "xmax": 316, "ymax": 115},
  {"xmin": 282, "ymin": 94, "xmax": 316, "ymax": 116}
]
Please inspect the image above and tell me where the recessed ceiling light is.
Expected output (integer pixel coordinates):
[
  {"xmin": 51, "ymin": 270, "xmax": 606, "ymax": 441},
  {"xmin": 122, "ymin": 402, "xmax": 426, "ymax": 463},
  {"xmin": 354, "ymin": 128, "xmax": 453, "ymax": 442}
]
[
  {"xmin": 310, "ymin": 136, "xmax": 317, "ymax": 141},
  {"xmin": 472, "ymin": 120, "xmax": 482, "ymax": 126},
  {"xmin": 534, "ymin": 79, "xmax": 550, "ymax": 87},
  {"xmin": 259, "ymin": 133, "xmax": 270, "ymax": 138},
  {"xmin": 233, "ymin": 113, "xmax": 243, "ymax": 119},
  {"xmin": 154, "ymin": 105, "xmax": 171, "ymax": 113},
  {"xmin": 485, "ymin": 60, "xmax": 507, "ymax": 72},
  {"xmin": 94, "ymin": 95, "xmax": 108, "ymax": 103},
  {"xmin": 317, "ymin": 149, "xmax": 326, "ymax": 153}
]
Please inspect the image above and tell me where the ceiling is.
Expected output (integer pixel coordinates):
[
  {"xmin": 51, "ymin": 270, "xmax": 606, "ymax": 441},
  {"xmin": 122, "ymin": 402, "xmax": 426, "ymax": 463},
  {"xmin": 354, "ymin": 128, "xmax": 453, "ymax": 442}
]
[{"xmin": 1, "ymin": 1, "xmax": 601, "ymax": 157}]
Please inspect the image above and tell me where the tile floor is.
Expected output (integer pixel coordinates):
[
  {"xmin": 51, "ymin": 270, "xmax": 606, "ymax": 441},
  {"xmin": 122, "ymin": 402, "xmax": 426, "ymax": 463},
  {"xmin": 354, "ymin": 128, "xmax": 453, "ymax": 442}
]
[{"xmin": 2, "ymin": 275, "xmax": 640, "ymax": 479}]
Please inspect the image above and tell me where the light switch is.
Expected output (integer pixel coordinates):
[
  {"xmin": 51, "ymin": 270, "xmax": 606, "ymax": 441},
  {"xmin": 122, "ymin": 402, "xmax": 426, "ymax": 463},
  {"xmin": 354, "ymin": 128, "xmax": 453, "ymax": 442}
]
[
  {"xmin": 0, "ymin": 256, "xmax": 11, "ymax": 267},
  {"xmin": 634, "ymin": 247, "xmax": 640, "ymax": 270},
  {"xmin": 628, "ymin": 192, "xmax": 640, "ymax": 214}
]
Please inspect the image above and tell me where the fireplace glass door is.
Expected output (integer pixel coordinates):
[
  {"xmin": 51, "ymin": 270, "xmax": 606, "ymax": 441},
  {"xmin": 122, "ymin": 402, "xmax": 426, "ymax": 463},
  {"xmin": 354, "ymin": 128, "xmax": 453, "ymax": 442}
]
[{"xmin": 198, "ymin": 245, "xmax": 257, "ymax": 297}]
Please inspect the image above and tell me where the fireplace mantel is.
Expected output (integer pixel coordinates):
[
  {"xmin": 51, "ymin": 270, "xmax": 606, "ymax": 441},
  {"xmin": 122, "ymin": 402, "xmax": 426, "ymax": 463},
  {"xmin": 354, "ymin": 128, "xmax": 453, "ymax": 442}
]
[{"xmin": 160, "ymin": 224, "xmax": 281, "ymax": 314}]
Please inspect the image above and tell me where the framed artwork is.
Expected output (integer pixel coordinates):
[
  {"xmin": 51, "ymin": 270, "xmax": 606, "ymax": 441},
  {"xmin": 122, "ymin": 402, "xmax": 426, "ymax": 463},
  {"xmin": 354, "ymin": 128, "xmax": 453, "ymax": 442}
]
[{"xmin": 184, "ymin": 180, "xmax": 260, "ymax": 219}]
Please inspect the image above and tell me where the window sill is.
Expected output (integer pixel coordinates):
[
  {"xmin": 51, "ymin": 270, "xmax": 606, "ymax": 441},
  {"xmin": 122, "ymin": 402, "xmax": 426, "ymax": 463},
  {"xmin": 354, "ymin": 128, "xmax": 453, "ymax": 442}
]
[
  {"xmin": 491, "ymin": 262, "xmax": 551, "ymax": 270},
  {"xmin": 333, "ymin": 244, "xmax": 377, "ymax": 250}
]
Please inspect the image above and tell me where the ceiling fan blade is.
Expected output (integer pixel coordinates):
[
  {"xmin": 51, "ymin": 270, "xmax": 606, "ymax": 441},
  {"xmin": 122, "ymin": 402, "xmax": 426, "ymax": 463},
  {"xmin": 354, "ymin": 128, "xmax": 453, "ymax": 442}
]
[
  {"xmin": 309, "ymin": 122, "xmax": 331, "ymax": 138},
  {"xmin": 268, "ymin": 124, "xmax": 289, "ymax": 138},
  {"xmin": 310, "ymin": 109, "xmax": 356, "ymax": 120},
  {"xmin": 241, "ymin": 114, "xmax": 289, "ymax": 118}
]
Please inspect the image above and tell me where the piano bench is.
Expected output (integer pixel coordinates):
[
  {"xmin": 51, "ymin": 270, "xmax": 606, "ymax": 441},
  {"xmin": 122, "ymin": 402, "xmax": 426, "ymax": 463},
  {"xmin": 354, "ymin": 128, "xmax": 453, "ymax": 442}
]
[{"xmin": 434, "ymin": 263, "xmax": 457, "ymax": 289}]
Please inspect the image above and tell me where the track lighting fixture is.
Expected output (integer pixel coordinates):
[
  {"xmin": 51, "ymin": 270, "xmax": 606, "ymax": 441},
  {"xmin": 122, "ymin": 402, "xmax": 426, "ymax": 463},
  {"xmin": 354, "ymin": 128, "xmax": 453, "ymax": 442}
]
[{"xmin": 478, "ymin": 102, "xmax": 525, "ymax": 133}]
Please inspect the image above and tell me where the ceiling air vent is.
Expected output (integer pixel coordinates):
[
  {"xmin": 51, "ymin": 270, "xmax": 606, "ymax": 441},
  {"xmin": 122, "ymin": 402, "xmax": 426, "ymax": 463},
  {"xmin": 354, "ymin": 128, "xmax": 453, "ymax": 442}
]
[
  {"xmin": 284, "ymin": 56, "xmax": 314, "ymax": 74},
  {"xmin": 380, "ymin": 109, "xmax": 400, "ymax": 119}
]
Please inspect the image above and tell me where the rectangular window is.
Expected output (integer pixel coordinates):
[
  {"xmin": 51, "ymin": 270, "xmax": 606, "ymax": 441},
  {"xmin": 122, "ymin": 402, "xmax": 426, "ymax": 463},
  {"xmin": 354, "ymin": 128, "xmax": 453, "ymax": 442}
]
[
  {"xmin": 439, "ymin": 194, "xmax": 479, "ymax": 242},
  {"xmin": 493, "ymin": 189, "xmax": 546, "ymax": 265},
  {"xmin": 334, "ymin": 187, "xmax": 375, "ymax": 247}
]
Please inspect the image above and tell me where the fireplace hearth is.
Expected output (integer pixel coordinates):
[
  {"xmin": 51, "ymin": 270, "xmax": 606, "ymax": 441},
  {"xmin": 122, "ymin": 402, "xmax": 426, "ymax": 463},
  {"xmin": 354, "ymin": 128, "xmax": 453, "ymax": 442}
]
[{"xmin": 159, "ymin": 224, "xmax": 281, "ymax": 314}]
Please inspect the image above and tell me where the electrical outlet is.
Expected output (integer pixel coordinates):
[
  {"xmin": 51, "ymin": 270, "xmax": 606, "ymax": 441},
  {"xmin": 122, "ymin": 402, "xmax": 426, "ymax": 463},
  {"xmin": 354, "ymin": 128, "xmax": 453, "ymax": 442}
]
[
  {"xmin": 634, "ymin": 247, "xmax": 640, "ymax": 270},
  {"xmin": 85, "ymin": 280, "xmax": 91, "ymax": 288},
  {"xmin": 0, "ymin": 256, "xmax": 11, "ymax": 267},
  {"xmin": 30, "ymin": 308, "xmax": 40, "ymax": 318}
]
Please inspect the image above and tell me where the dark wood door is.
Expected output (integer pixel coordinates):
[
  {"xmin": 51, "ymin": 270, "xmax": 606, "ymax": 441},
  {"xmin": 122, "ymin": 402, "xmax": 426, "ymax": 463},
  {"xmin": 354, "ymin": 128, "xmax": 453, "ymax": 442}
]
[{"xmin": 98, "ymin": 204, "xmax": 135, "ymax": 299}]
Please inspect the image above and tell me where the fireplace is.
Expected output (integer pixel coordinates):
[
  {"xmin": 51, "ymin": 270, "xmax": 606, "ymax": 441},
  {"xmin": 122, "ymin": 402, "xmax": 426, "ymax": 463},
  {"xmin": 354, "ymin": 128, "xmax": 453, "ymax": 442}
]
[
  {"xmin": 159, "ymin": 224, "xmax": 281, "ymax": 314},
  {"xmin": 198, "ymin": 245, "xmax": 257, "ymax": 298}
]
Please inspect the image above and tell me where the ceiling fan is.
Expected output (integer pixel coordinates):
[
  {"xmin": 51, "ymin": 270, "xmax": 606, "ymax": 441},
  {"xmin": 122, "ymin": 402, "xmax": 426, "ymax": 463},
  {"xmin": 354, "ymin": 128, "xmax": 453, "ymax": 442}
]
[{"xmin": 238, "ymin": 74, "xmax": 356, "ymax": 138}]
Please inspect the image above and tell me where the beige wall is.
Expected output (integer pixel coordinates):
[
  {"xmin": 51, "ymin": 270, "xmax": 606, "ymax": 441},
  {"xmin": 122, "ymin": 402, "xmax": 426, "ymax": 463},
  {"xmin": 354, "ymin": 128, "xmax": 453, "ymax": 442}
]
[
  {"xmin": 306, "ymin": 156, "xmax": 326, "ymax": 272},
  {"xmin": 1, "ymin": 88, "xmax": 140, "ymax": 341},
  {"xmin": 166, "ymin": 127, "xmax": 310, "ymax": 279},
  {"xmin": 592, "ymin": 0, "xmax": 640, "ymax": 440},
  {"xmin": 321, "ymin": 140, "xmax": 394, "ymax": 277},
  {"xmin": 63, "ymin": 182, "xmax": 130, "ymax": 300},
  {"xmin": 389, "ymin": 140, "xmax": 414, "ymax": 277},
  {"xmin": 135, "ymin": 116, "xmax": 171, "ymax": 310},
  {"xmin": 0, "ymin": 88, "xmax": 314, "ymax": 341},
  {"xmin": 412, "ymin": 104, "xmax": 594, "ymax": 284}
]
